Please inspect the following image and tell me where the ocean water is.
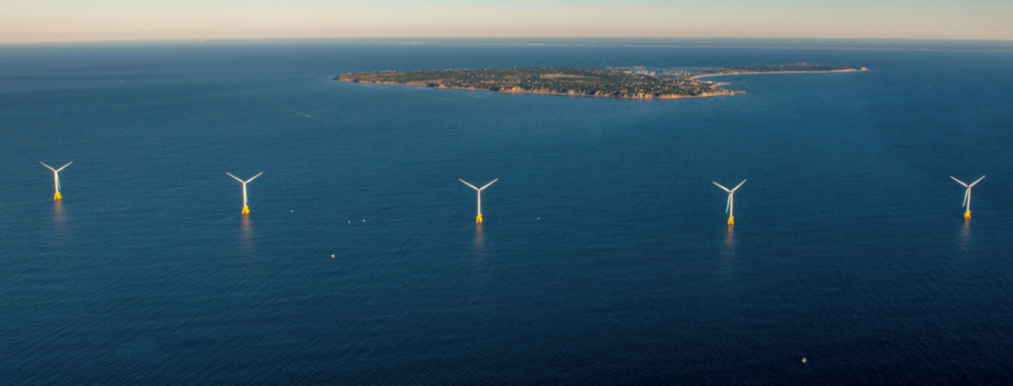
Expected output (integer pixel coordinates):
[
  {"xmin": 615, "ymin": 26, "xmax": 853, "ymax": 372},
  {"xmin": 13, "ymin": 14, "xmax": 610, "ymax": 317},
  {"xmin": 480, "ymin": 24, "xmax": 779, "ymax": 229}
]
[{"xmin": 1, "ymin": 41, "xmax": 1012, "ymax": 385}]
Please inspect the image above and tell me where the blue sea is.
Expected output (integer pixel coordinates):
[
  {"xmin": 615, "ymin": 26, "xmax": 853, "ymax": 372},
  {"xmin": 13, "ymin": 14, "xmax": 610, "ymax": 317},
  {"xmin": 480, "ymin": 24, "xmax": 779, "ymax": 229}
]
[{"xmin": 2, "ymin": 40, "xmax": 1012, "ymax": 385}]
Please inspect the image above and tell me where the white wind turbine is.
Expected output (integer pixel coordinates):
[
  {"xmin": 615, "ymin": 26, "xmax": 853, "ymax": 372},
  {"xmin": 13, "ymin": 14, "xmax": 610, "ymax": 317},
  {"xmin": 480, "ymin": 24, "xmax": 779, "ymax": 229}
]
[
  {"xmin": 951, "ymin": 175, "xmax": 984, "ymax": 220},
  {"xmin": 40, "ymin": 161, "xmax": 72, "ymax": 201},
  {"xmin": 460, "ymin": 178, "xmax": 498, "ymax": 224},
  {"xmin": 227, "ymin": 172, "xmax": 263, "ymax": 215},
  {"xmin": 713, "ymin": 179, "xmax": 746, "ymax": 226}
]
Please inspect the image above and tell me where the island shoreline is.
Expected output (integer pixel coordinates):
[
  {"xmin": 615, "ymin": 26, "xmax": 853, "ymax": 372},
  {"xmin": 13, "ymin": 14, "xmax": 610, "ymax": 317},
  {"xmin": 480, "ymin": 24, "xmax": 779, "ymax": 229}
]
[
  {"xmin": 335, "ymin": 65, "xmax": 866, "ymax": 100},
  {"xmin": 690, "ymin": 67, "xmax": 867, "ymax": 81},
  {"xmin": 334, "ymin": 78, "xmax": 744, "ymax": 100}
]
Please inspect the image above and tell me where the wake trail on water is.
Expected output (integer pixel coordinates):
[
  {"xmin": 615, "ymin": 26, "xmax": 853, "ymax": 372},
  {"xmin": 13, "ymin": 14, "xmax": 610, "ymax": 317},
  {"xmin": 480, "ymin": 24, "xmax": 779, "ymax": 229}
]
[{"xmin": 275, "ymin": 104, "xmax": 311, "ymax": 118}]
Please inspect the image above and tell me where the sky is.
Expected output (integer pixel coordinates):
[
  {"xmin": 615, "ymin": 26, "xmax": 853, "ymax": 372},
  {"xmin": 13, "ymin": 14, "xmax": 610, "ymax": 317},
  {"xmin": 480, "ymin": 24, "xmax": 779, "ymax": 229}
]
[{"xmin": 1, "ymin": 0, "xmax": 1012, "ymax": 43}]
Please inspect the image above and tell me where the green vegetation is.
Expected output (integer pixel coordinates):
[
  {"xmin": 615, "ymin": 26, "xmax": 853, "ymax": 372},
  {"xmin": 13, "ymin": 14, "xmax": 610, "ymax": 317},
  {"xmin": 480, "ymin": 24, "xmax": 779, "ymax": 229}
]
[{"xmin": 335, "ymin": 63, "xmax": 865, "ymax": 99}]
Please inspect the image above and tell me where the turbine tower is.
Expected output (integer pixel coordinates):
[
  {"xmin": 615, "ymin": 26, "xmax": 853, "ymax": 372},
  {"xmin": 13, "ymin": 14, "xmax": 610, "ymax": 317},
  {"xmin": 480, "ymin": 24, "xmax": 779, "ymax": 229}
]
[
  {"xmin": 951, "ymin": 175, "xmax": 984, "ymax": 220},
  {"xmin": 460, "ymin": 178, "xmax": 498, "ymax": 224},
  {"xmin": 227, "ymin": 172, "xmax": 263, "ymax": 215},
  {"xmin": 713, "ymin": 179, "xmax": 746, "ymax": 226},
  {"xmin": 40, "ymin": 161, "xmax": 72, "ymax": 201}
]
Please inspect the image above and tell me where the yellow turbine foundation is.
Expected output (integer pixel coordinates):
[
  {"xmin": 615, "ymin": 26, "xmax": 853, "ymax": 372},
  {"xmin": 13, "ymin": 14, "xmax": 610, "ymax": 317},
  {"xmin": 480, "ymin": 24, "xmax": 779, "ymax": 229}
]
[
  {"xmin": 242, "ymin": 206, "xmax": 250, "ymax": 215},
  {"xmin": 476, "ymin": 214, "xmax": 483, "ymax": 224},
  {"xmin": 964, "ymin": 210, "xmax": 971, "ymax": 220},
  {"xmin": 727, "ymin": 216, "xmax": 734, "ymax": 226},
  {"xmin": 54, "ymin": 192, "xmax": 62, "ymax": 201}
]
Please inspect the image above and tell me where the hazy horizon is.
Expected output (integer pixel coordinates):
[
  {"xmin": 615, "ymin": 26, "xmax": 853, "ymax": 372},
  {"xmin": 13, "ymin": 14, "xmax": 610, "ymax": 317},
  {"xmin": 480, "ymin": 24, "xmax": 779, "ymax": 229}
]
[{"xmin": 3, "ymin": 0, "xmax": 1012, "ymax": 44}]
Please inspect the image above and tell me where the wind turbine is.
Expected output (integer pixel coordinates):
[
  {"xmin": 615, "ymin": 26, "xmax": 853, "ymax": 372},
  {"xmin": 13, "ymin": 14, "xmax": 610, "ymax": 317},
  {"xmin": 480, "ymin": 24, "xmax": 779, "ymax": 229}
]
[
  {"xmin": 713, "ymin": 179, "xmax": 746, "ymax": 226},
  {"xmin": 227, "ymin": 172, "xmax": 263, "ymax": 215},
  {"xmin": 40, "ymin": 161, "xmax": 72, "ymax": 201},
  {"xmin": 460, "ymin": 178, "xmax": 498, "ymax": 223},
  {"xmin": 951, "ymin": 175, "xmax": 984, "ymax": 220}
]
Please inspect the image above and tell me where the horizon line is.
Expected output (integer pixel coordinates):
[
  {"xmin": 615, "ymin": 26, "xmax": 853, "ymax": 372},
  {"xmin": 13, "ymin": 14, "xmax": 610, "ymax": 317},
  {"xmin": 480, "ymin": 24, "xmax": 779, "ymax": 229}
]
[{"xmin": 4, "ymin": 36, "xmax": 1013, "ymax": 52}]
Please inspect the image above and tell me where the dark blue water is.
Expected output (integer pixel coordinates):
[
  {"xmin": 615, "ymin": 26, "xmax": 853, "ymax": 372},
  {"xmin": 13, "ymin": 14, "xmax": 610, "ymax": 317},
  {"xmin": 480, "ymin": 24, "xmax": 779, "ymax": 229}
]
[{"xmin": 2, "ymin": 42, "xmax": 1012, "ymax": 385}]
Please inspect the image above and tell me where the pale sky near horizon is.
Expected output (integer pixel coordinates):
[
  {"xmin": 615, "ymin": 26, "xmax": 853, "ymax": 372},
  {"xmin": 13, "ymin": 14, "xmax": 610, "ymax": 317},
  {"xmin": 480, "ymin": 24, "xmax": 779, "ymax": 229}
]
[{"xmin": 2, "ymin": 0, "xmax": 1011, "ymax": 43}]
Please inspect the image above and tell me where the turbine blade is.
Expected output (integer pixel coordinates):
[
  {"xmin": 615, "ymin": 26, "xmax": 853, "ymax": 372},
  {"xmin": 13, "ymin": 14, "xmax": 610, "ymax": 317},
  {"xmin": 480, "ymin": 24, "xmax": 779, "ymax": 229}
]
[
  {"xmin": 963, "ymin": 189, "xmax": 970, "ymax": 208},
  {"xmin": 950, "ymin": 176, "xmax": 968, "ymax": 187},
  {"xmin": 40, "ymin": 162, "xmax": 56, "ymax": 172},
  {"xmin": 713, "ymin": 182, "xmax": 731, "ymax": 192},
  {"xmin": 725, "ymin": 194, "xmax": 732, "ymax": 213},
  {"xmin": 731, "ymin": 179, "xmax": 747, "ymax": 192},
  {"xmin": 56, "ymin": 161, "xmax": 73, "ymax": 172},
  {"xmin": 969, "ymin": 175, "xmax": 985, "ymax": 187},
  {"xmin": 479, "ymin": 178, "xmax": 499, "ymax": 190},
  {"xmin": 245, "ymin": 172, "xmax": 264, "ymax": 183},
  {"xmin": 226, "ymin": 173, "xmax": 245, "ymax": 183},
  {"xmin": 459, "ymin": 179, "xmax": 479, "ymax": 190}
]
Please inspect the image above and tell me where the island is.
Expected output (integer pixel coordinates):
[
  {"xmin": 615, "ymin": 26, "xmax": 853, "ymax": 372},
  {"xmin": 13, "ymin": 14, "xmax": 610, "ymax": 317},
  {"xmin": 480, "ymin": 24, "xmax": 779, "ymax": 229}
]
[{"xmin": 335, "ymin": 63, "xmax": 866, "ymax": 100}]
